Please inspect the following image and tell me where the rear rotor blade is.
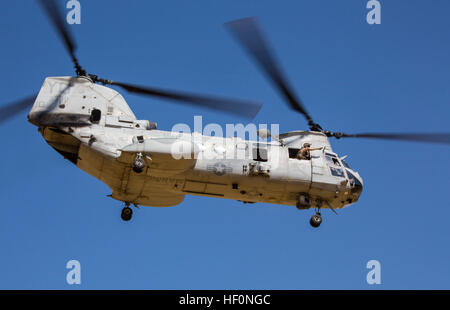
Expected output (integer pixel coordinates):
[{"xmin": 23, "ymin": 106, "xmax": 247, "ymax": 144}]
[
  {"xmin": 225, "ymin": 17, "xmax": 320, "ymax": 130},
  {"xmin": 38, "ymin": 0, "xmax": 85, "ymax": 76},
  {"xmin": 0, "ymin": 95, "xmax": 37, "ymax": 125},
  {"xmin": 111, "ymin": 81, "xmax": 262, "ymax": 119},
  {"xmin": 334, "ymin": 132, "xmax": 450, "ymax": 145}
]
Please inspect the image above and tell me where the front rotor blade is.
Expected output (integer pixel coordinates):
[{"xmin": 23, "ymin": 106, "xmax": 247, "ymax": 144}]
[
  {"xmin": 0, "ymin": 95, "xmax": 37, "ymax": 125},
  {"xmin": 225, "ymin": 17, "xmax": 319, "ymax": 130},
  {"xmin": 337, "ymin": 132, "xmax": 450, "ymax": 145},
  {"xmin": 38, "ymin": 0, "xmax": 85, "ymax": 76},
  {"xmin": 111, "ymin": 81, "xmax": 262, "ymax": 119}
]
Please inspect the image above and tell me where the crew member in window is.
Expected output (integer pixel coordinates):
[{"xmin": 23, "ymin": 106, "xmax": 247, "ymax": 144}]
[{"xmin": 296, "ymin": 143, "xmax": 323, "ymax": 160}]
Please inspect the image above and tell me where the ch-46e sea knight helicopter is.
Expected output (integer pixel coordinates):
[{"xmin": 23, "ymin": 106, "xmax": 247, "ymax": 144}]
[{"xmin": 2, "ymin": 2, "xmax": 449, "ymax": 227}]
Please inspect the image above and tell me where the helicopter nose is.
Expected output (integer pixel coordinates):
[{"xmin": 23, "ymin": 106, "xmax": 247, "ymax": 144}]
[
  {"xmin": 354, "ymin": 178, "xmax": 363, "ymax": 196},
  {"xmin": 346, "ymin": 169, "xmax": 363, "ymax": 197},
  {"xmin": 352, "ymin": 174, "xmax": 363, "ymax": 197}
]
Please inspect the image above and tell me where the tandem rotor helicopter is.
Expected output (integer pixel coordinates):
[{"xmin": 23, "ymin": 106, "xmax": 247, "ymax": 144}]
[{"xmin": 1, "ymin": 1, "xmax": 449, "ymax": 227}]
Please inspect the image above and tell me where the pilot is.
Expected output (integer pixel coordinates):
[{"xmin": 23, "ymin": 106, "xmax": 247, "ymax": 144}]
[{"xmin": 296, "ymin": 143, "xmax": 323, "ymax": 160}]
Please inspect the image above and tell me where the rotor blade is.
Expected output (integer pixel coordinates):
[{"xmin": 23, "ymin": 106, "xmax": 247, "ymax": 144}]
[
  {"xmin": 225, "ymin": 17, "xmax": 320, "ymax": 130},
  {"xmin": 38, "ymin": 0, "xmax": 85, "ymax": 76},
  {"xmin": 337, "ymin": 132, "xmax": 450, "ymax": 145},
  {"xmin": 0, "ymin": 95, "xmax": 36, "ymax": 124},
  {"xmin": 111, "ymin": 81, "xmax": 262, "ymax": 119}
]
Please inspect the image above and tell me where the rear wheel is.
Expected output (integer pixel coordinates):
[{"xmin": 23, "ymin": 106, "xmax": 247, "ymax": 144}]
[
  {"xmin": 121, "ymin": 206, "xmax": 133, "ymax": 221},
  {"xmin": 132, "ymin": 157, "xmax": 146, "ymax": 173}
]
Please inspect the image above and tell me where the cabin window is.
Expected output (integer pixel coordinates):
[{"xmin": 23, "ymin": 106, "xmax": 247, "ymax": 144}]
[
  {"xmin": 90, "ymin": 109, "xmax": 101, "ymax": 123},
  {"xmin": 288, "ymin": 148, "xmax": 300, "ymax": 159},
  {"xmin": 252, "ymin": 144, "xmax": 268, "ymax": 162}
]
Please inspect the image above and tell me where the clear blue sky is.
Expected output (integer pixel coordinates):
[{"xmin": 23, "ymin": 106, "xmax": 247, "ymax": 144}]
[{"xmin": 0, "ymin": 0, "xmax": 449, "ymax": 289}]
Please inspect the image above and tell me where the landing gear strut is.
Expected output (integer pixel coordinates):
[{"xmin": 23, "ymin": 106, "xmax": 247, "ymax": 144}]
[
  {"xmin": 310, "ymin": 200, "xmax": 324, "ymax": 228},
  {"xmin": 121, "ymin": 204, "xmax": 133, "ymax": 221},
  {"xmin": 296, "ymin": 195, "xmax": 329, "ymax": 228}
]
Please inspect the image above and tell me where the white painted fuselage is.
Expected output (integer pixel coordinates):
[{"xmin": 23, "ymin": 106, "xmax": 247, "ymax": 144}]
[{"xmin": 29, "ymin": 77, "xmax": 363, "ymax": 210}]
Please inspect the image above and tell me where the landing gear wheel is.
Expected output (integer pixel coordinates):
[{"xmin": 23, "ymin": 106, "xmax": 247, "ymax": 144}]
[
  {"xmin": 310, "ymin": 213, "xmax": 322, "ymax": 228},
  {"xmin": 121, "ymin": 206, "xmax": 133, "ymax": 221},
  {"xmin": 132, "ymin": 157, "xmax": 146, "ymax": 173}
]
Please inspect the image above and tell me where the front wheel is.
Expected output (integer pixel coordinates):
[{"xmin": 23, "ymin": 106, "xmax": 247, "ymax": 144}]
[{"xmin": 310, "ymin": 213, "xmax": 322, "ymax": 228}]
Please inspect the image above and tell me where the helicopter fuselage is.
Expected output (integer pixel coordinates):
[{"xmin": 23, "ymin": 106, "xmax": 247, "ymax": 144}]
[{"xmin": 29, "ymin": 77, "xmax": 363, "ymax": 210}]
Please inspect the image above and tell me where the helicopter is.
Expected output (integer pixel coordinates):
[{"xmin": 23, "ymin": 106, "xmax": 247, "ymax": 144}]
[{"xmin": 1, "ymin": 1, "xmax": 449, "ymax": 228}]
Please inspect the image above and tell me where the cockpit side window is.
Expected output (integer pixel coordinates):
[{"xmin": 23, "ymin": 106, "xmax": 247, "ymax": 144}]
[
  {"xmin": 326, "ymin": 154, "xmax": 345, "ymax": 177},
  {"xmin": 330, "ymin": 167, "xmax": 345, "ymax": 177},
  {"xmin": 325, "ymin": 155, "xmax": 335, "ymax": 165},
  {"xmin": 325, "ymin": 154, "xmax": 341, "ymax": 166}
]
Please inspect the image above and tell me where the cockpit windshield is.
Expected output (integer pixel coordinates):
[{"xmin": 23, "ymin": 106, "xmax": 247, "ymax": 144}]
[{"xmin": 341, "ymin": 159, "xmax": 351, "ymax": 169}]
